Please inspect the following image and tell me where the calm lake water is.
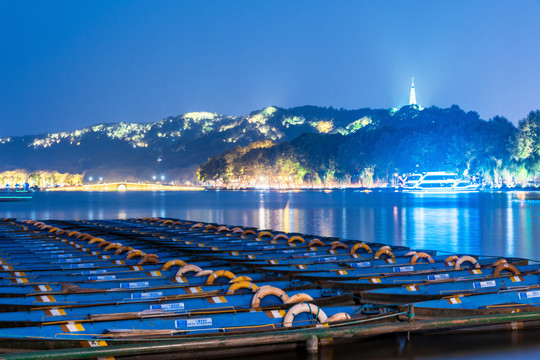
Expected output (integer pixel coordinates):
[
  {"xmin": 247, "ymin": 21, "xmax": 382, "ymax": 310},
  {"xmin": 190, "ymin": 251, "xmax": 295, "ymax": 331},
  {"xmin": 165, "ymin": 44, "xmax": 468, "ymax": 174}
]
[
  {"xmin": 2, "ymin": 190, "xmax": 540, "ymax": 260},
  {"xmin": 1, "ymin": 189, "xmax": 540, "ymax": 359}
]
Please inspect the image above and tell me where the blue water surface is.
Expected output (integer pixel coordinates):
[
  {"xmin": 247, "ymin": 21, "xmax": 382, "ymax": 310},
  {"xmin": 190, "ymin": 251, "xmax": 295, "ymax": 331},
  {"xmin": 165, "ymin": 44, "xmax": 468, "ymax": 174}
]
[
  {"xmin": 0, "ymin": 189, "xmax": 540, "ymax": 359},
  {"xmin": 1, "ymin": 189, "xmax": 539, "ymax": 260}
]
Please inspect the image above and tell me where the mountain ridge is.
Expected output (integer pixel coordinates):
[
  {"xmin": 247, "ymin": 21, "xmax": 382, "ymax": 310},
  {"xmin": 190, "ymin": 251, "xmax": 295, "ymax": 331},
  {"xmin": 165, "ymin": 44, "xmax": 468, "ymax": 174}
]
[{"xmin": 0, "ymin": 105, "xmax": 398, "ymax": 181}]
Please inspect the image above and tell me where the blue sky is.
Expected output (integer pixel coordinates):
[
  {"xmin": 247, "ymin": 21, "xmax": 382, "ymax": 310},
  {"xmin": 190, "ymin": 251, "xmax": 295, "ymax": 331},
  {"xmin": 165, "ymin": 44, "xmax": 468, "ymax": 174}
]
[{"xmin": 1, "ymin": 0, "xmax": 539, "ymax": 137}]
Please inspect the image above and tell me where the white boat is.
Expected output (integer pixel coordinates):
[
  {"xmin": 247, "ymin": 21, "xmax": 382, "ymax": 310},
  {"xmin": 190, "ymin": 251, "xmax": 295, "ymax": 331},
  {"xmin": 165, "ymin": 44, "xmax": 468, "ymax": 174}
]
[{"xmin": 403, "ymin": 172, "xmax": 479, "ymax": 193}]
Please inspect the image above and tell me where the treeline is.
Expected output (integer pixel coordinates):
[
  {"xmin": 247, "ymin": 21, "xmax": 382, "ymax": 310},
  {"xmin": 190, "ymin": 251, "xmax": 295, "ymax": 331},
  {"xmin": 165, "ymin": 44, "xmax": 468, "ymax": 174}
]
[
  {"xmin": 199, "ymin": 106, "xmax": 540, "ymax": 187},
  {"xmin": 0, "ymin": 170, "xmax": 84, "ymax": 188}
]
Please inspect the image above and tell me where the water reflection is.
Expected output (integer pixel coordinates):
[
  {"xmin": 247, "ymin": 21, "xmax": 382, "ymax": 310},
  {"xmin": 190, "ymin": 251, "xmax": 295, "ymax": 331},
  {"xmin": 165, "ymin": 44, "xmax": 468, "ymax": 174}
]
[
  {"xmin": 2, "ymin": 190, "xmax": 540, "ymax": 259},
  {"xmin": 232, "ymin": 328, "xmax": 540, "ymax": 360},
  {"xmin": 507, "ymin": 197, "xmax": 515, "ymax": 255}
]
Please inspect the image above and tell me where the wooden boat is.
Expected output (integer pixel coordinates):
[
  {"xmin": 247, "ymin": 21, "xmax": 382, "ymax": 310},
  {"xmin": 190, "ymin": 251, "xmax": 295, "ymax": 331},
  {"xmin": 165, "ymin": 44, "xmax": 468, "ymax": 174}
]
[
  {"xmin": 0, "ymin": 190, "xmax": 32, "ymax": 202},
  {"xmin": 0, "ymin": 304, "xmax": 365, "ymax": 345},
  {"xmin": 318, "ymin": 264, "xmax": 540, "ymax": 293},
  {"xmin": 410, "ymin": 287, "xmax": 540, "ymax": 319},
  {"xmin": 0, "ymin": 280, "xmax": 315, "ymax": 309},
  {"xmin": 0, "ymin": 287, "xmax": 351, "ymax": 326},
  {"xmin": 361, "ymin": 269, "xmax": 538, "ymax": 304}
]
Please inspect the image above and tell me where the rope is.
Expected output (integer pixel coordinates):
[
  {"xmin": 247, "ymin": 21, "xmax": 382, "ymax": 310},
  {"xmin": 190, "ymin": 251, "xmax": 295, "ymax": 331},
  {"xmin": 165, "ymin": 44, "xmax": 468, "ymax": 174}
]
[
  {"xmin": 305, "ymin": 302, "xmax": 319, "ymax": 323},
  {"xmin": 350, "ymin": 294, "xmax": 406, "ymax": 312}
]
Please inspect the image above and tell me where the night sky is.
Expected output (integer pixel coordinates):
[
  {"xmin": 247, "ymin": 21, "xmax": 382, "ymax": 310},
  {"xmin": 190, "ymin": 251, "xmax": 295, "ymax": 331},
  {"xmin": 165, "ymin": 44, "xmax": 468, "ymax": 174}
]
[{"xmin": 1, "ymin": 0, "xmax": 539, "ymax": 137}]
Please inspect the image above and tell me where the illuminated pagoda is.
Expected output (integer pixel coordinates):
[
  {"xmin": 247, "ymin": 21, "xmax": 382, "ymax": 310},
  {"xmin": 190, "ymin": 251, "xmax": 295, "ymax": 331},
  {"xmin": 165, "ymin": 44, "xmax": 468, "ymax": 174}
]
[{"xmin": 409, "ymin": 77, "xmax": 417, "ymax": 106}]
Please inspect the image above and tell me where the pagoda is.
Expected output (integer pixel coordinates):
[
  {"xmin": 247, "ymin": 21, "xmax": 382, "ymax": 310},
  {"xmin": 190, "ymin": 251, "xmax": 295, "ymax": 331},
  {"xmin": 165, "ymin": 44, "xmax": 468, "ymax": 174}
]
[{"xmin": 409, "ymin": 77, "xmax": 417, "ymax": 106}]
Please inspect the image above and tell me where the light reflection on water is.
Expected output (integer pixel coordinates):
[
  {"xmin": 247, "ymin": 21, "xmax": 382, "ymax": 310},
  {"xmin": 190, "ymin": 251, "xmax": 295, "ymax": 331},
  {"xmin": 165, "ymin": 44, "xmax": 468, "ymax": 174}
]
[
  {"xmin": 1, "ymin": 190, "xmax": 539, "ymax": 259},
  {"xmin": 230, "ymin": 329, "xmax": 540, "ymax": 360},
  {"xmin": 1, "ymin": 190, "xmax": 540, "ymax": 359}
]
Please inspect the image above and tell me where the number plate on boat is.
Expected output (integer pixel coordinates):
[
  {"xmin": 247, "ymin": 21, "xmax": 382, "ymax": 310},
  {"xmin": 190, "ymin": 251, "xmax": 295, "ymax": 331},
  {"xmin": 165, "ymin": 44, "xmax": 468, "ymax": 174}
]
[
  {"xmin": 151, "ymin": 302, "xmax": 184, "ymax": 311},
  {"xmin": 350, "ymin": 262, "xmax": 371, "ymax": 268},
  {"xmin": 473, "ymin": 280, "xmax": 496, "ymax": 289},
  {"xmin": 519, "ymin": 291, "xmax": 540, "ymax": 299},
  {"xmin": 121, "ymin": 282, "xmax": 149, "ymax": 289},
  {"xmin": 81, "ymin": 270, "xmax": 107, "ymax": 275},
  {"xmin": 50, "ymin": 254, "xmax": 72, "ymax": 258},
  {"xmin": 131, "ymin": 291, "xmax": 163, "ymax": 299},
  {"xmin": 393, "ymin": 266, "xmax": 414, "ymax": 272},
  {"xmin": 89, "ymin": 275, "xmax": 116, "ymax": 281},
  {"xmin": 427, "ymin": 274, "xmax": 450, "ymax": 280},
  {"xmin": 70, "ymin": 263, "xmax": 94, "ymax": 268},
  {"xmin": 176, "ymin": 318, "xmax": 212, "ymax": 328}
]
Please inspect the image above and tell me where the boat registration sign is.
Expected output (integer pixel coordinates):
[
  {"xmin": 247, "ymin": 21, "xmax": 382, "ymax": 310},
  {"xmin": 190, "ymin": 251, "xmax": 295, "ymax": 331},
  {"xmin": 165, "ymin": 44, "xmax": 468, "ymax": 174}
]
[
  {"xmin": 176, "ymin": 318, "xmax": 212, "ymax": 328},
  {"xmin": 70, "ymin": 263, "xmax": 94, "ymax": 269},
  {"xmin": 121, "ymin": 282, "xmax": 149, "ymax": 289},
  {"xmin": 473, "ymin": 280, "xmax": 496, "ymax": 289},
  {"xmin": 81, "ymin": 270, "xmax": 107, "ymax": 275},
  {"xmin": 50, "ymin": 253, "xmax": 72, "ymax": 258},
  {"xmin": 427, "ymin": 274, "xmax": 449, "ymax": 281},
  {"xmin": 393, "ymin": 266, "xmax": 414, "ymax": 273},
  {"xmin": 131, "ymin": 291, "xmax": 163, "ymax": 299},
  {"xmin": 89, "ymin": 275, "xmax": 116, "ymax": 281},
  {"xmin": 350, "ymin": 262, "xmax": 371, "ymax": 268},
  {"xmin": 519, "ymin": 291, "xmax": 540, "ymax": 299},
  {"xmin": 151, "ymin": 302, "xmax": 184, "ymax": 311}
]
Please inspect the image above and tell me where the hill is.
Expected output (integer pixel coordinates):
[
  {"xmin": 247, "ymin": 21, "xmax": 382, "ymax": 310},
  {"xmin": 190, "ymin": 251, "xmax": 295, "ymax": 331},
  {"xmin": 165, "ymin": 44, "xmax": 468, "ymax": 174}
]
[
  {"xmin": 199, "ymin": 106, "xmax": 539, "ymax": 187},
  {"xmin": 0, "ymin": 106, "xmax": 394, "ymax": 182}
]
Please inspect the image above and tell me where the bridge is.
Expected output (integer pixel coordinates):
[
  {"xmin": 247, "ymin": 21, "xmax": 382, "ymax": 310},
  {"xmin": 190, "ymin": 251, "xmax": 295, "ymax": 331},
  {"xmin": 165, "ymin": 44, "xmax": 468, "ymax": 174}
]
[{"xmin": 46, "ymin": 182, "xmax": 205, "ymax": 192}]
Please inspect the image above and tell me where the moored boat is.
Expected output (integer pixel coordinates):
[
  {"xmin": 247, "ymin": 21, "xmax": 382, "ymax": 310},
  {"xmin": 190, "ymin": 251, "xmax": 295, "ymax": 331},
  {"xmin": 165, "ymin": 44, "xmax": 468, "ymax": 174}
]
[
  {"xmin": 361, "ymin": 266, "xmax": 537, "ymax": 304},
  {"xmin": 0, "ymin": 217, "xmax": 538, "ymax": 357},
  {"xmin": 0, "ymin": 189, "xmax": 32, "ymax": 201},
  {"xmin": 403, "ymin": 172, "xmax": 480, "ymax": 193}
]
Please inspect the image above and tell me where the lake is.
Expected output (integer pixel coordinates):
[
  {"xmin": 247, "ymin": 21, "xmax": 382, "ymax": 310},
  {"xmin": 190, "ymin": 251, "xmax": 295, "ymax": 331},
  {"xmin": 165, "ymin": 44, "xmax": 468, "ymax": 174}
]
[
  {"xmin": 2, "ymin": 190, "xmax": 540, "ymax": 260},
  {"xmin": 1, "ymin": 189, "xmax": 539, "ymax": 359}
]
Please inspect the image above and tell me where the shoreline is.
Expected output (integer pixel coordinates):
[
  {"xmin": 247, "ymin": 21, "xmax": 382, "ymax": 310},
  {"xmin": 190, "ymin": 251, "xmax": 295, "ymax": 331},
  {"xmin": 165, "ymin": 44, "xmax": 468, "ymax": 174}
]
[
  {"xmin": 45, "ymin": 182, "xmax": 205, "ymax": 192},
  {"xmin": 43, "ymin": 185, "xmax": 540, "ymax": 193}
]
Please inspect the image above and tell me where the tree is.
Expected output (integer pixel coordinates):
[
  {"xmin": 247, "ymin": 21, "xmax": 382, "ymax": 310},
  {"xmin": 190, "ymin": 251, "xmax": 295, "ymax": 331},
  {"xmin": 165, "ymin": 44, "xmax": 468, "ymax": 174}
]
[{"xmin": 513, "ymin": 111, "xmax": 540, "ymax": 166}]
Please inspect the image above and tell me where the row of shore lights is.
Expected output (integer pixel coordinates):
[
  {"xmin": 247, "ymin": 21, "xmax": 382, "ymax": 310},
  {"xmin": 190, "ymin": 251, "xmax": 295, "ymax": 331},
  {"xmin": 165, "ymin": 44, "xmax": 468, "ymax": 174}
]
[{"xmin": 87, "ymin": 175, "xmax": 166, "ymax": 183}]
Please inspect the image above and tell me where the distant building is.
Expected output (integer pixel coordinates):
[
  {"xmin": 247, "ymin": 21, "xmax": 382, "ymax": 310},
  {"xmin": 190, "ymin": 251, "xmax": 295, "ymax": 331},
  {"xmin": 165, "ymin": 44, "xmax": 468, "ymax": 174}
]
[{"xmin": 409, "ymin": 77, "xmax": 417, "ymax": 106}]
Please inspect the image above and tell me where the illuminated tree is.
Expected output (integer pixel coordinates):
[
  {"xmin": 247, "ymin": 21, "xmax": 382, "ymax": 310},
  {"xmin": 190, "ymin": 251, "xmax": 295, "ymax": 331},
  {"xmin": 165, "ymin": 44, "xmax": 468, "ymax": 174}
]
[{"xmin": 513, "ymin": 111, "xmax": 540, "ymax": 166}]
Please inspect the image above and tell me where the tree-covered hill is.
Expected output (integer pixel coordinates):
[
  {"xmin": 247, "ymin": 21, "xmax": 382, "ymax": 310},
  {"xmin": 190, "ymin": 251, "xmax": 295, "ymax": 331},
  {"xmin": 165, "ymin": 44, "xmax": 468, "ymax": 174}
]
[
  {"xmin": 2, "ymin": 105, "xmax": 538, "ymax": 185},
  {"xmin": 200, "ymin": 106, "xmax": 540, "ymax": 187},
  {"xmin": 0, "ymin": 106, "xmax": 393, "ymax": 182}
]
